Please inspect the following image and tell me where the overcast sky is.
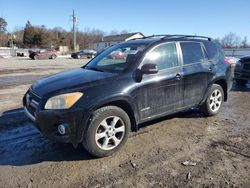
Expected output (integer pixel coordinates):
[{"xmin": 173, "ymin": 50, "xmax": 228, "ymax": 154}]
[{"xmin": 1, "ymin": 0, "xmax": 250, "ymax": 39}]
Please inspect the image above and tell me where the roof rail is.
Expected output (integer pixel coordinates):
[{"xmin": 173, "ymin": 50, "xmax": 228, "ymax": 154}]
[
  {"xmin": 129, "ymin": 35, "xmax": 167, "ymax": 40},
  {"xmin": 130, "ymin": 34, "xmax": 212, "ymax": 41},
  {"xmin": 142, "ymin": 35, "xmax": 169, "ymax": 39},
  {"xmin": 161, "ymin": 35, "xmax": 212, "ymax": 41}
]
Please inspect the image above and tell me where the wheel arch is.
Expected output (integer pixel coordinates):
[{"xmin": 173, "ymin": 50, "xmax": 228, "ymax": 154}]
[
  {"xmin": 96, "ymin": 99, "xmax": 138, "ymax": 132},
  {"xmin": 200, "ymin": 77, "xmax": 228, "ymax": 105},
  {"xmin": 214, "ymin": 78, "xmax": 228, "ymax": 101},
  {"xmin": 77, "ymin": 96, "xmax": 139, "ymax": 144}
]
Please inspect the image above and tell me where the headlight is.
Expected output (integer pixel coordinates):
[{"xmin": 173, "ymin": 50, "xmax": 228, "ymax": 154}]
[
  {"xmin": 236, "ymin": 60, "xmax": 242, "ymax": 66},
  {"xmin": 45, "ymin": 92, "xmax": 83, "ymax": 109}
]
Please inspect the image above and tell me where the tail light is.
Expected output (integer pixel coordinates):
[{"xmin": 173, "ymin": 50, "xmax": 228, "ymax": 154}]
[{"xmin": 224, "ymin": 57, "xmax": 234, "ymax": 65}]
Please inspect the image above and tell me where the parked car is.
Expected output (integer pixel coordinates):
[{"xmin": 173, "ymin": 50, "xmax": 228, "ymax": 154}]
[
  {"xmin": 234, "ymin": 56, "xmax": 250, "ymax": 85},
  {"xmin": 29, "ymin": 49, "xmax": 57, "ymax": 60},
  {"xmin": 23, "ymin": 35, "xmax": 233, "ymax": 157},
  {"xmin": 108, "ymin": 50, "xmax": 127, "ymax": 59},
  {"xmin": 71, "ymin": 49, "xmax": 97, "ymax": 59}
]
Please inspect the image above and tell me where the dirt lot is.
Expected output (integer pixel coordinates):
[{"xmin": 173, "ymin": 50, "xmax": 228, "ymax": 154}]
[{"xmin": 0, "ymin": 57, "xmax": 249, "ymax": 188}]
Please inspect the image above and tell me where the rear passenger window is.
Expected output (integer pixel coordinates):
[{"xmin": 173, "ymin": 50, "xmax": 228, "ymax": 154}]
[
  {"xmin": 143, "ymin": 43, "xmax": 178, "ymax": 70},
  {"xmin": 180, "ymin": 42, "xmax": 205, "ymax": 65}
]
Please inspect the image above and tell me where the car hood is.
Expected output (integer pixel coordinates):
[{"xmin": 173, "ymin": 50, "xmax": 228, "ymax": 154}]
[
  {"xmin": 240, "ymin": 56, "xmax": 250, "ymax": 63},
  {"xmin": 32, "ymin": 68, "xmax": 115, "ymax": 97}
]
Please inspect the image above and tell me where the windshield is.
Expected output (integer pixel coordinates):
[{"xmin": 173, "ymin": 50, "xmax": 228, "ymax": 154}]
[{"xmin": 85, "ymin": 43, "xmax": 146, "ymax": 73}]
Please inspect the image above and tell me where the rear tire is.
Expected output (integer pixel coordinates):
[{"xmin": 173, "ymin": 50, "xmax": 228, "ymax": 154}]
[
  {"xmin": 201, "ymin": 84, "xmax": 224, "ymax": 116},
  {"xmin": 236, "ymin": 79, "xmax": 247, "ymax": 85},
  {"xmin": 83, "ymin": 106, "xmax": 131, "ymax": 157}
]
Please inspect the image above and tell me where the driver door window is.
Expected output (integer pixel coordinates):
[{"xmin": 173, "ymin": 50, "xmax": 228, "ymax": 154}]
[{"xmin": 143, "ymin": 43, "xmax": 178, "ymax": 70}]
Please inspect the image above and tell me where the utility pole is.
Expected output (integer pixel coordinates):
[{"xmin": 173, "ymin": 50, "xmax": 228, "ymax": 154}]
[{"xmin": 72, "ymin": 9, "xmax": 77, "ymax": 51}]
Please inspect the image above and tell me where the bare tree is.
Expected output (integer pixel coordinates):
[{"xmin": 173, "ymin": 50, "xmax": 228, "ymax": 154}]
[
  {"xmin": 120, "ymin": 30, "xmax": 130, "ymax": 34},
  {"xmin": 221, "ymin": 32, "xmax": 241, "ymax": 48},
  {"xmin": 4, "ymin": 19, "xmax": 132, "ymax": 49},
  {"xmin": 241, "ymin": 36, "xmax": 249, "ymax": 48},
  {"xmin": 0, "ymin": 33, "xmax": 8, "ymax": 46},
  {"xmin": 109, "ymin": 30, "xmax": 119, "ymax": 35},
  {"xmin": 109, "ymin": 29, "xmax": 130, "ymax": 35},
  {"xmin": 76, "ymin": 28, "xmax": 104, "ymax": 49},
  {"xmin": 13, "ymin": 27, "xmax": 24, "ymax": 48}
]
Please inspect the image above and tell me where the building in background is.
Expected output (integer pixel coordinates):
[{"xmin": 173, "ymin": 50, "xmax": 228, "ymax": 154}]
[
  {"xmin": 57, "ymin": 46, "xmax": 70, "ymax": 55},
  {"xmin": 93, "ymin": 32, "xmax": 144, "ymax": 52}
]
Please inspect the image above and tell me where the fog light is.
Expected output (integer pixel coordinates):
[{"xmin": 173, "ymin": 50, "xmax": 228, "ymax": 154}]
[{"xmin": 58, "ymin": 124, "xmax": 67, "ymax": 135}]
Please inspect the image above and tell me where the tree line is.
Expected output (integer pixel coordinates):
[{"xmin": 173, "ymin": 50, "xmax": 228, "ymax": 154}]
[
  {"xmin": 0, "ymin": 18, "xmax": 127, "ymax": 50},
  {"xmin": 0, "ymin": 17, "xmax": 249, "ymax": 49},
  {"xmin": 0, "ymin": 19, "xmax": 105, "ymax": 50},
  {"xmin": 216, "ymin": 33, "xmax": 249, "ymax": 48}
]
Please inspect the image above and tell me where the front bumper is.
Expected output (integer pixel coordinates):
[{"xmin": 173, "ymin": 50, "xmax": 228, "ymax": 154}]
[
  {"xmin": 24, "ymin": 106, "xmax": 36, "ymax": 122},
  {"xmin": 234, "ymin": 70, "xmax": 250, "ymax": 81},
  {"xmin": 36, "ymin": 109, "xmax": 84, "ymax": 143},
  {"xmin": 234, "ymin": 64, "xmax": 250, "ymax": 81},
  {"xmin": 24, "ymin": 105, "xmax": 85, "ymax": 143},
  {"xmin": 23, "ymin": 91, "xmax": 88, "ymax": 144}
]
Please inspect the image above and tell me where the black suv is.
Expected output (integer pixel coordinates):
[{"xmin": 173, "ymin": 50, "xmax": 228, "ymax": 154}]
[
  {"xmin": 234, "ymin": 56, "xmax": 250, "ymax": 85},
  {"xmin": 23, "ymin": 35, "xmax": 233, "ymax": 157}
]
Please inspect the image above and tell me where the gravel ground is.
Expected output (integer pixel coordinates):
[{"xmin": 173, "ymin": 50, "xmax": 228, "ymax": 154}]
[
  {"xmin": 0, "ymin": 57, "xmax": 87, "ymax": 113},
  {"xmin": 0, "ymin": 57, "xmax": 249, "ymax": 188}
]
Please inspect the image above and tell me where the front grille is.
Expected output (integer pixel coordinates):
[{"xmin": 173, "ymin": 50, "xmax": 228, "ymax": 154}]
[
  {"xmin": 243, "ymin": 63, "xmax": 250, "ymax": 70},
  {"xmin": 25, "ymin": 90, "xmax": 41, "ymax": 118}
]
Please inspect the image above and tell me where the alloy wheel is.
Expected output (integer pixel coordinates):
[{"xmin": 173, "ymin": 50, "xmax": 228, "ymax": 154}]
[
  {"xmin": 209, "ymin": 89, "xmax": 222, "ymax": 112},
  {"xmin": 95, "ymin": 116, "xmax": 125, "ymax": 150}
]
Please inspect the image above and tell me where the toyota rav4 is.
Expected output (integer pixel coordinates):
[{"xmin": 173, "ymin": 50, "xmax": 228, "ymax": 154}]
[{"xmin": 23, "ymin": 35, "xmax": 233, "ymax": 157}]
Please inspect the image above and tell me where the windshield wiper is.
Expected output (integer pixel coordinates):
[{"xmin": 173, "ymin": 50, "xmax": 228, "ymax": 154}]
[{"xmin": 86, "ymin": 67, "xmax": 104, "ymax": 72}]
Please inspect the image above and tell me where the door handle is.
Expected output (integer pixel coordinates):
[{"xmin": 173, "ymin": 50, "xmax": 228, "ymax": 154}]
[
  {"xmin": 208, "ymin": 67, "xmax": 213, "ymax": 71},
  {"xmin": 175, "ymin": 73, "xmax": 182, "ymax": 80}
]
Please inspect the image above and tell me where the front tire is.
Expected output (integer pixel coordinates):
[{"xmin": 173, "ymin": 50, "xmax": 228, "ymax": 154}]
[
  {"xmin": 83, "ymin": 106, "xmax": 131, "ymax": 157},
  {"xmin": 202, "ymin": 84, "xmax": 224, "ymax": 116}
]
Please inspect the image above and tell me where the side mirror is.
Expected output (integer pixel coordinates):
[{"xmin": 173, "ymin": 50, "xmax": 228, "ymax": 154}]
[{"xmin": 141, "ymin": 63, "xmax": 158, "ymax": 74}]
